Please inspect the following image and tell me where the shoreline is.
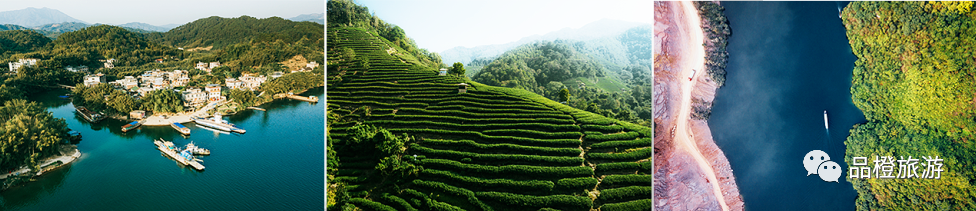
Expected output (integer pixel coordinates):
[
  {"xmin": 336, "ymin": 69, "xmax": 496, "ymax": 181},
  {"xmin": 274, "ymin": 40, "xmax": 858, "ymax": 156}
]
[
  {"xmin": 1, "ymin": 145, "xmax": 82, "ymax": 191},
  {"xmin": 653, "ymin": 2, "xmax": 743, "ymax": 210},
  {"xmin": 107, "ymin": 86, "xmax": 323, "ymax": 126}
]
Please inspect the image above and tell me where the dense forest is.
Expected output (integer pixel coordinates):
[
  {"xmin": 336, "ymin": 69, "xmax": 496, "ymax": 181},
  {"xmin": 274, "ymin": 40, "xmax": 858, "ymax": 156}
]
[
  {"xmin": 843, "ymin": 1, "xmax": 976, "ymax": 210},
  {"xmin": 696, "ymin": 1, "xmax": 731, "ymax": 87},
  {"xmin": 145, "ymin": 16, "xmax": 323, "ymax": 50},
  {"xmin": 471, "ymin": 38, "xmax": 653, "ymax": 126},
  {"xmin": 472, "ymin": 40, "xmax": 605, "ymax": 93},
  {"xmin": 0, "ymin": 100, "xmax": 70, "ymax": 172}
]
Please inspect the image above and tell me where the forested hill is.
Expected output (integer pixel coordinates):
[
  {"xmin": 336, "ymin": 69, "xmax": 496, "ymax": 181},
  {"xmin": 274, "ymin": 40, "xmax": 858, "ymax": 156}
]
[
  {"xmin": 472, "ymin": 40, "xmax": 605, "ymax": 93},
  {"xmin": 842, "ymin": 1, "xmax": 976, "ymax": 210},
  {"xmin": 11, "ymin": 24, "xmax": 178, "ymax": 68},
  {"xmin": 145, "ymin": 16, "xmax": 323, "ymax": 50},
  {"xmin": 327, "ymin": 0, "xmax": 442, "ymax": 69},
  {"xmin": 470, "ymin": 39, "xmax": 653, "ymax": 125},
  {"xmin": 0, "ymin": 30, "xmax": 51, "ymax": 56}
]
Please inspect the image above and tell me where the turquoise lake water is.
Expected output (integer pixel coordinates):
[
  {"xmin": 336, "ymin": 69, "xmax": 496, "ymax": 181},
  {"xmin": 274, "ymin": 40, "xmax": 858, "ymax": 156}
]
[{"xmin": 1, "ymin": 87, "xmax": 325, "ymax": 210}]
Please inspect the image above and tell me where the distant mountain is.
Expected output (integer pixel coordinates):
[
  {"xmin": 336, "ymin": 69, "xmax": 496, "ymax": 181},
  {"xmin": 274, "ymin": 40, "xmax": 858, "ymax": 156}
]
[
  {"xmin": 118, "ymin": 22, "xmax": 173, "ymax": 32},
  {"xmin": 289, "ymin": 13, "xmax": 324, "ymax": 25},
  {"xmin": 32, "ymin": 22, "xmax": 88, "ymax": 33},
  {"xmin": 0, "ymin": 24, "xmax": 31, "ymax": 31},
  {"xmin": 0, "ymin": 7, "xmax": 87, "ymax": 27},
  {"xmin": 440, "ymin": 19, "xmax": 650, "ymax": 66}
]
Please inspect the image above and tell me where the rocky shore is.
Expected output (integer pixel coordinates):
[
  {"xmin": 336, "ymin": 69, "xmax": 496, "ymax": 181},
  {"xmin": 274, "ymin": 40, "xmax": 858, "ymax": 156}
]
[{"xmin": 653, "ymin": 1, "xmax": 744, "ymax": 211}]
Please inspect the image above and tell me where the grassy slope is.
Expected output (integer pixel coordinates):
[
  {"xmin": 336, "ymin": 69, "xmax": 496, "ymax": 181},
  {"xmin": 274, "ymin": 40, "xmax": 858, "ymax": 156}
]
[{"xmin": 327, "ymin": 27, "xmax": 653, "ymax": 210}]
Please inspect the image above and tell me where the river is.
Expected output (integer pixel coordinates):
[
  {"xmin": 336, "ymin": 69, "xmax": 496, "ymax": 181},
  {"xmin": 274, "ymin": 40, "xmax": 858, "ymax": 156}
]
[
  {"xmin": 0, "ymin": 87, "xmax": 324, "ymax": 210},
  {"xmin": 709, "ymin": 2, "xmax": 862, "ymax": 210}
]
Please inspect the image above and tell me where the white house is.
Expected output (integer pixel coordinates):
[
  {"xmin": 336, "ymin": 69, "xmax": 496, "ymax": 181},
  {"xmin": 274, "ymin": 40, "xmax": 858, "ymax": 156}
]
[
  {"xmin": 119, "ymin": 76, "xmax": 139, "ymax": 89},
  {"xmin": 195, "ymin": 62, "xmax": 209, "ymax": 71},
  {"xmin": 65, "ymin": 65, "xmax": 89, "ymax": 73},
  {"xmin": 8, "ymin": 58, "xmax": 39, "ymax": 73},
  {"xmin": 225, "ymin": 78, "xmax": 243, "ymax": 90},
  {"xmin": 84, "ymin": 73, "xmax": 106, "ymax": 87},
  {"xmin": 205, "ymin": 84, "xmax": 224, "ymax": 102},
  {"xmin": 239, "ymin": 74, "xmax": 267, "ymax": 91},
  {"xmin": 182, "ymin": 87, "xmax": 207, "ymax": 107},
  {"xmin": 103, "ymin": 59, "xmax": 116, "ymax": 69}
]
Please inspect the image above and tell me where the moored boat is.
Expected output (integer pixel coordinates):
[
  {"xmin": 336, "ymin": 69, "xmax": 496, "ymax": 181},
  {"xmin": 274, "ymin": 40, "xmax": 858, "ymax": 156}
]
[
  {"xmin": 154, "ymin": 138, "xmax": 205, "ymax": 171},
  {"xmin": 185, "ymin": 142, "xmax": 210, "ymax": 155},
  {"xmin": 121, "ymin": 121, "xmax": 142, "ymax": 132},
  {"xmin": 171, "ymin": 122, "xmax": 191, "ymax": 135},
  {"xmin": 75, "ymin": 106, "xmax": 106, "ymax": 123},
  {"xmin": 192, "ymin": 114, "xmax": 245, "ymax": 133}
]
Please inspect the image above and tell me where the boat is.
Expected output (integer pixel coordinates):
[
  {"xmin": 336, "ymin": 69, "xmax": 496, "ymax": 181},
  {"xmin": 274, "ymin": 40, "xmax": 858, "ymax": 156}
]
[
  {"xmin": 75, "ymin": 106, "xmax": 106, "ymax": 123},
  {"xmin": 154, "ymin": 138, "xmax": 204, "ymax": 171},
  {"xmin": 68, "ymin": 130, "xmax": 82, "ymax": 141},
  {"xmin": 192, "ymin": 114, "xmax": 245, "ymax": 133},
  {"xmin": 824, "ymin": 110, "xmax": 829, "ymax": 129},
  {"xmin": 185, "ymin": 142, "xmax": 210, "ymax": 155},
  {"xmin": 121, "ymin": 121, "xmax": 142, "ymax": 132},
  {"xmin": 198, "ymin": 124, "xmax": 231, "ymax": 135},
  {"xmin": 171, "ymin": 122, "xmax": 191, "ymax": 135}
]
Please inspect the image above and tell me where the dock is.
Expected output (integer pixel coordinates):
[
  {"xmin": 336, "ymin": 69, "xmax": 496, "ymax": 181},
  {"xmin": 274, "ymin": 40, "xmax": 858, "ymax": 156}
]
[
  {"xmin": 155, "ymin": 139, "xmax": 204, "ymax": 171},
  {"xmin": 246, "ymin": 106, "xmax": 266, "ymax": 111},
  {"xmin": 286, "ymin": 95, "xmax": 318, "ymax": 102}
]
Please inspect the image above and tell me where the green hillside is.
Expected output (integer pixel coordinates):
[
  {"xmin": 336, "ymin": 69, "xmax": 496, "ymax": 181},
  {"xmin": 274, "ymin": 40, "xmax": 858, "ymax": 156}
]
[
  {"xmin": 145, "ymin": 16, "xmax": 323, "ymax": 50},
  {"xmin": 470, "ymin": 40, "xmax": 652, "ymax": 123},
  {"xmin": 843, "ymin": 1, "xmax": 976, "ymax": 210},
  {"xmin": 327, "ymin": 25, "xmax": 653, "ymax": 211}
]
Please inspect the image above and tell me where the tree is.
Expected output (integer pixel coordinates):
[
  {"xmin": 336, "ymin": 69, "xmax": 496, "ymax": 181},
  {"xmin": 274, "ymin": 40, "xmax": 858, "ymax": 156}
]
[
  {"xmin": 141, "ymin": 89, "xmax": 185, "ymax": 113},
  {"xmin": 451, "ymin": 62, "xmax": 465, "ymax": 76},
  {"xmin": 559, "ymin": 88, "xmax": 570, "ymax": 102}
]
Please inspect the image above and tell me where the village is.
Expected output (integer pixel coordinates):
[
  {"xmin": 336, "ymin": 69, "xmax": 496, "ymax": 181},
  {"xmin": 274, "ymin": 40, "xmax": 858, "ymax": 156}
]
[{"xmin": 9, "ymin": 56, "xmax": 321, "ymax": 127}]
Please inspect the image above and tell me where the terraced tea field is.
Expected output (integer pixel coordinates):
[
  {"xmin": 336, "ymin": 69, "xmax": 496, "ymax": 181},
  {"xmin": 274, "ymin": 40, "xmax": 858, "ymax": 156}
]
[{"xmin": 328, "ymin": 27, "xmax": 653, "ymax": 210}]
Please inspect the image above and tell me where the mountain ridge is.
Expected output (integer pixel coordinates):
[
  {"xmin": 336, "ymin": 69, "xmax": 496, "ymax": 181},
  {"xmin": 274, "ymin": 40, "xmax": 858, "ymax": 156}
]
[
  {"xmin": 440, "ymin": 19, "xmax": 650, "ymax": 66},
  {"xmin": 0, "ymin": 7, "xmax": 87, "ymax": 27}
]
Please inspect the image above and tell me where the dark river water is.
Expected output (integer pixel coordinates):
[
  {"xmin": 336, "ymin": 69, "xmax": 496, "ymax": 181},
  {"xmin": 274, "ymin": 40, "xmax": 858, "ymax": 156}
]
[
  {"xmin": 709, "ymin": 2, "xmax": 862, "ymax": 210},
  {"xmin": 1, "ymin": 87, "xmax": 324, "ymax": 210}
]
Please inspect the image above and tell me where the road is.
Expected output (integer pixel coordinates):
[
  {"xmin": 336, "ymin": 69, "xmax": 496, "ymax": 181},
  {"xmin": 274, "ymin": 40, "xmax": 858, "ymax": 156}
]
[{"xmin": 673, "ymin": 2, "xmax": 730, "ymax": 211}]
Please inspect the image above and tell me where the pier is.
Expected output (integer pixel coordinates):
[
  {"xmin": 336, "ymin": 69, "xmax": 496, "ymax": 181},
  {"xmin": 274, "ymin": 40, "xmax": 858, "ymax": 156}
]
[
  {"xmin": 247, "ymin": 106, "xmax": 266, "ymax": 111},
  {"xmin": 274, "ymin": 93, "xmax": 319, "ymax": 103},
  {"xmin": 286, "ymin": 95, "xmax": 319, "ymax": 102},
  {"xmin": 155, "ymin": 139, "xmax": 205, "ymax": 171}
]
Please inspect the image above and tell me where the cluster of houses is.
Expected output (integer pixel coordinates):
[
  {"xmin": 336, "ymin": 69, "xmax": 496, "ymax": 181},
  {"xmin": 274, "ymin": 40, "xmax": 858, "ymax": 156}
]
[
  {"xmin": 7, "ymin": 58, "xmax": 38, "ymax": 73},
  {"xmin": 82, "ymin": 68, "xmax": 284, "ymax": 109},
  {"xmin": 295, "ymin": 61, "xmax": 319, "ymax": 73},
  {"xmin": 224, "ymin": 74, "xmax": 268, "ymax": 91},
  {"xmin": 7, "ymin": 56, "xmax": 320, "ymax": 110},
  {"xmin": 196, "ymin": 61, "xmax": 221, "ymax": 72}
]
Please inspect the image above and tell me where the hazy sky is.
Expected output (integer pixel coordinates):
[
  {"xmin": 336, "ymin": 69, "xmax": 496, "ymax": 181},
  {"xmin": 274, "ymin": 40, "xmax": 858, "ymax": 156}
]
[
  {"xmin": 1, "ymin": 0, "xmax": 324, "ymax": 26},
  {"xmin": 354, "ymin": 0, "xmax": 652, "ymax": 53}
]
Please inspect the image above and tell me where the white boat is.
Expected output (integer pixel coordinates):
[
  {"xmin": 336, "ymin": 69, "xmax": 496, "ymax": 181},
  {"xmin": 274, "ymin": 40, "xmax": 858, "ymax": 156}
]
[
  {"xmin": 824, "ymin": 110, "xmax": 829, "ymax": 129},
  {"xmin": 185, "ymin": 142, "xmax": 210, "ymax": 155},
  {"xmin": 193, "ymin": 114, "xmax": 245, "ymax": 133}
]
